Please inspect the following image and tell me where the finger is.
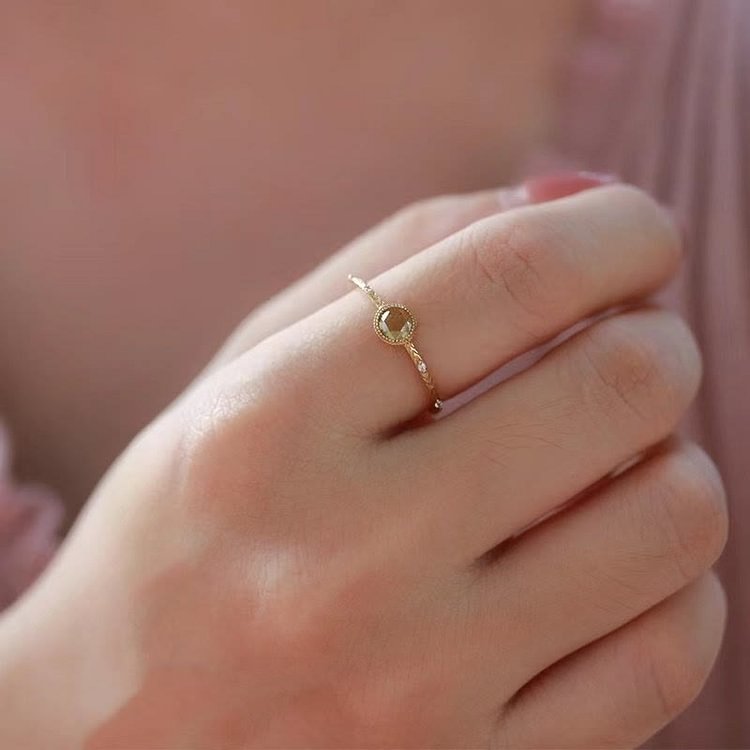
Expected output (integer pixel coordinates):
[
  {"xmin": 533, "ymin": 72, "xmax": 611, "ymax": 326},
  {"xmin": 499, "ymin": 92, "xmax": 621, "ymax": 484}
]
[
  {"xmin": 397, "ymin": 308, "xmax": 702, "ymax": 559},
  {"xmin": 466, "ymin": 442, "xmax": 727, "ymax": 694},
  {"xmin": 210, "ymin": 189, "xmax": 506, "ymax": 368},
  {"xmin": 210, "ymin": 174, "xmax": 611, "ymax": 369},
  {"xmin": 497, "ymin": 572, "xmax": 727, "ymax": 749},
  {"xmin": 295, "ymin": 184, "xmax": 679, "ymax": 431}
]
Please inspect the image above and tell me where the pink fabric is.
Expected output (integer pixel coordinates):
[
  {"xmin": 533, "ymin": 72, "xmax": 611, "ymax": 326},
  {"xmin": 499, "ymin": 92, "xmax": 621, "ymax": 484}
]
[
  {"xmin": 538, "ymin": 0, "xmax": 750, "ymax": 745},
  {"xmin": 0, "ymin": 424, "xmax": 62, "ymax": 610}
]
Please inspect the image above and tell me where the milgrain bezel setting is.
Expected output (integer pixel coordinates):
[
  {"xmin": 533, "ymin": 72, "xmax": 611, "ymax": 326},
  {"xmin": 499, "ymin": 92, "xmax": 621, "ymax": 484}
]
[
  {"xmin": 373, "ymin": 303, "xmax": 417, "ymax": 345},
  {"xmin": 348, "ymin": 273, "xmax": 442, "ymax": 413}
]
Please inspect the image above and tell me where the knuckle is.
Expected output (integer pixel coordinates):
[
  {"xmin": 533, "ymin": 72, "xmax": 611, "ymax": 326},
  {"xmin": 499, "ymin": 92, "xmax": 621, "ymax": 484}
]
[
  {"xmin": 468, "ymin": 211, "xmax": 582, "ymax": 331},
  {"xmin": 632, "ymin": 634, "xmax": 702, "ymax": 724},
  {"xmin": 172, "ymin": 358, "xmax": 311, "ymax": 514},
  {"xmin": 175, "ymin": 390, "xmax": 273, "ymax": 497},
  {"xmin": 646, "ymin": 446, "xmax": 728, "ymax": 582},
  {"xmin": 578, "ymin": 313, "xmax": 699, "ymax": 428},
  {"xmin": 580, "ymin": 318, "xmax": 666, "ymax": 423},
  {"xmin": 630, "ymin": 589, "xmax": 722, "ymax": 725}
]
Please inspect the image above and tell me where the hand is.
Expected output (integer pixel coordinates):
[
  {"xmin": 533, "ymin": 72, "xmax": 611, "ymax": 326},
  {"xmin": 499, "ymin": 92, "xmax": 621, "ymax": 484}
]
[{"xmin": 0, "ymin": 183, "xmax": 727, "ymax": 749}]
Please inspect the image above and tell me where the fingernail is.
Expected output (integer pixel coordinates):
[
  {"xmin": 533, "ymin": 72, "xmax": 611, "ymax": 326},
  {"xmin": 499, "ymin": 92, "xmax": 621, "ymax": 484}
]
[{"xmin": 523, "ymin": 171, "xmax": 619, "ymax": 204}]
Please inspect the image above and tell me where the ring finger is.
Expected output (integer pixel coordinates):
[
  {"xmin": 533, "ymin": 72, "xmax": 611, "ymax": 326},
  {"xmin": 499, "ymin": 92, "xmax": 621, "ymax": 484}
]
[
  {"xmin": 211, "ymin": 173, "xmax": 612, "ymax": 368},
  {"xmin": 281, "ymin": 184, "xmax": 679, "ymax": 432}
]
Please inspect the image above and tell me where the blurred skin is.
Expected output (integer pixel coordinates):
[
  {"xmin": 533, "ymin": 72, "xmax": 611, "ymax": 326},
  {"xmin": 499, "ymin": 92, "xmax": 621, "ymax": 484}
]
[{"xmin": 0, "ymin": 0, "xmax": 582, "ymax": 514}]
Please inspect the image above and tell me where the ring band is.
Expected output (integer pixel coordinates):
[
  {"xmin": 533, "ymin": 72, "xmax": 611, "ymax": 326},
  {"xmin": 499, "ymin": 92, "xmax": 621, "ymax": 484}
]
[{"xmin": 348, "ymin": 275, "xmax": 443, "ymax": 413}]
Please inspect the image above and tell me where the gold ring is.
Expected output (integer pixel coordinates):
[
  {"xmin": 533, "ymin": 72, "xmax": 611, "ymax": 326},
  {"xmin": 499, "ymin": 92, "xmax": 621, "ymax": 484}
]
[{"xmin": 348, "ymin": 275, "xmax": 442, "ymax": 413}]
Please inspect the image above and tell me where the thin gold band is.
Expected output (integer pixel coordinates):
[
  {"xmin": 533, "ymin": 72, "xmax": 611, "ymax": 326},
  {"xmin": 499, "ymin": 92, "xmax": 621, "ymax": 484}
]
[{"xmin": 348, "ymin": 275, "xmax": 442, "ymax": 413}]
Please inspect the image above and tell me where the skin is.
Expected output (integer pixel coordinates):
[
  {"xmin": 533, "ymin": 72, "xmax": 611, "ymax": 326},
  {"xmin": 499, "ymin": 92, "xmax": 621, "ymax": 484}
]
[{"xmin": 0, "ymin": 182, "xmax": 728, "ymax": 747}]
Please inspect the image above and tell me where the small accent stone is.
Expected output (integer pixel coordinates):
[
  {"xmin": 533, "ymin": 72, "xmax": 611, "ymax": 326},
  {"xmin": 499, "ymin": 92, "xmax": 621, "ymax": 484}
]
[
  {"xmin": 417, "ymin": 361, "xmax": 427, "ymax": 373},
  {"xmin": 376, "ymin": 306, "xmax": 414, "ymax": 343}
]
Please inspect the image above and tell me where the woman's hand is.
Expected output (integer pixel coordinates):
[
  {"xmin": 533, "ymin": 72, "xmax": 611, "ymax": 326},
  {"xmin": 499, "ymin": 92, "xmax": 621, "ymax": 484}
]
[{"xmin": 0, "ymin": 184, "xmax": 727, "ymax": 749}]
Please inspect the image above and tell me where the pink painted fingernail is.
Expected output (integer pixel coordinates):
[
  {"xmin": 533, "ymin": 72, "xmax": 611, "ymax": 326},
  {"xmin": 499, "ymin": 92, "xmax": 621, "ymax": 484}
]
[
  {"xmin": 497, "ymin": 171, "xmax": 619, "ymax": 211},
  {"xmin": 523, "ymin": 171, "xmax": 619, "ymax": 204}
]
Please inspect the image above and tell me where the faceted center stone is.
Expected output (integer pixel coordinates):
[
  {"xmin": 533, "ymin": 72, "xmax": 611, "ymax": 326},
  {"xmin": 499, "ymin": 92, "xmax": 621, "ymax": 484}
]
[{"xmin": 376, "ymin": 305, "xmax": 415, "ymax": 344}]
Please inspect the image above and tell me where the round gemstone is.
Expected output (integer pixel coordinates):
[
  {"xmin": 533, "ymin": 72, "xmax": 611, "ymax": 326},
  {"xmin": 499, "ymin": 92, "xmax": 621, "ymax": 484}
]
[{"xmin": 376, "ymin": 305, "xmax": 414, "ymax": 344}]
